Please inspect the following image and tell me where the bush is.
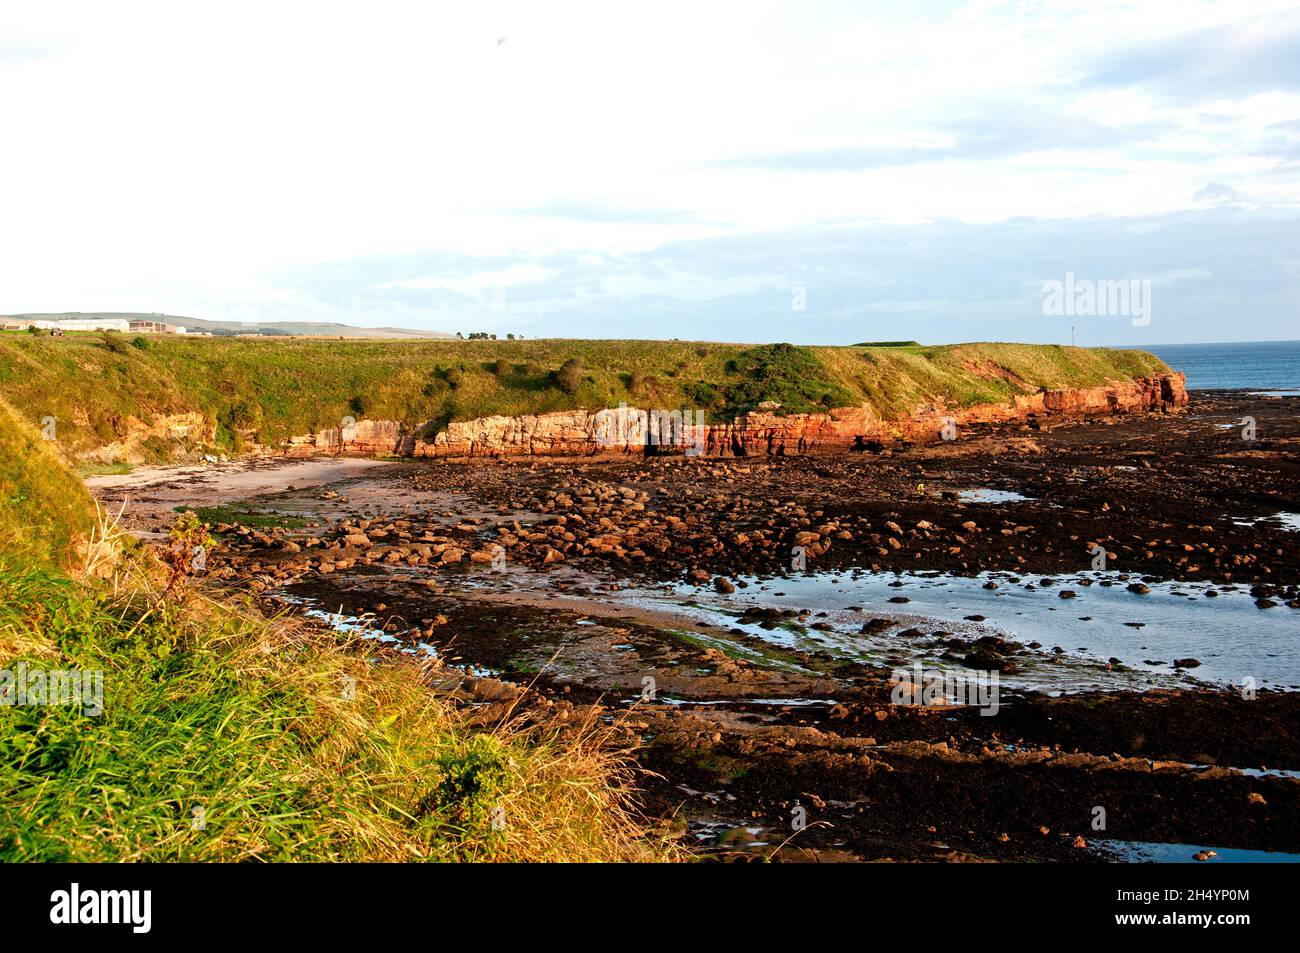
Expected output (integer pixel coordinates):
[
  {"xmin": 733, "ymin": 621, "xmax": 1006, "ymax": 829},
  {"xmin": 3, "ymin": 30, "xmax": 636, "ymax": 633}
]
[
  {"xmin": 555, "ymin": 359, "xmax": 583, "ymax": 395},
  {"xmin": 701, "ymin": 343, "xmax": 856, "ymax": 417},
  {"xmin": 131, "ymin": 336, "xmax": 150, "ymax": 350},
  {"xmin": 420, "ymin": 734, "xmax": 511, "ymax": 853},
  {"xmin": 100, "ymin": 331, "xmax": 130, "ymax": 354}
]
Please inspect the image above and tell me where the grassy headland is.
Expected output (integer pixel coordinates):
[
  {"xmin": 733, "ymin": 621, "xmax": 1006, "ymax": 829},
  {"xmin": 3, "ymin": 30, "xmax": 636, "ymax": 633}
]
[
  {"xmin": 0, "ymin": 400, "xmax": 668, "ymax": 861},
  {"xmin": 0, "ymin": 333, "xmax": 1171, "ymax": 462}
]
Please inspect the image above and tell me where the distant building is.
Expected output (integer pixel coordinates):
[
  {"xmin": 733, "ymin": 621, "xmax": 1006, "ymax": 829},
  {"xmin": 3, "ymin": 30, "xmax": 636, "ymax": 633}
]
[
  {"xmin": 54, "ymin": 318, "xmax": 131, "ymax": 332},
  {"xmin": 128, "ymin": 320, "xmax": 187, "ymax": 334}
]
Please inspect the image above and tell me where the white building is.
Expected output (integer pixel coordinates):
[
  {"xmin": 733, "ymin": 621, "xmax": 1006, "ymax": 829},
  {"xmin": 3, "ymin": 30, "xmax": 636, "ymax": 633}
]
[
  {"xmin": 128, "ymin": 320, "xmax": 187, "ymax": 334},
  {"xmin": 57, "ymin": 318, "xmax": 131, "ymax": 332}
]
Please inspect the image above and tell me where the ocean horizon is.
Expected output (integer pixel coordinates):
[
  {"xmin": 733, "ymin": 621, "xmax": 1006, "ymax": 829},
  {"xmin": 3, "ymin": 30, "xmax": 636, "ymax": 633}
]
[{"xmin": 1118, "ymin": 340, "xmax": 1300, "ymax": 390}]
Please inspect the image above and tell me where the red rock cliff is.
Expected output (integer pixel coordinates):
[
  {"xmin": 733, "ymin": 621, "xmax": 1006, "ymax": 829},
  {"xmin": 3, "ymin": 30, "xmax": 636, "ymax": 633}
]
[{"xmin": 283, "ymin": 372, "xmax": 1187, "ymax": 459}]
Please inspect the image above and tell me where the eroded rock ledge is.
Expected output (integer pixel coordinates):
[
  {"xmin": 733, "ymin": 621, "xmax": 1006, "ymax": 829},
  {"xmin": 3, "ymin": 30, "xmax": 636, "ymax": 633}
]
[{"xmin": 279, "ymin": 373, "xmax": 1187, "ymax": 459}]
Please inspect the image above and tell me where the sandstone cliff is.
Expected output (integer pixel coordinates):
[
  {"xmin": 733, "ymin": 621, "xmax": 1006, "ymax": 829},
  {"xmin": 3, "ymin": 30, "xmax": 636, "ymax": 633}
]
[
  {"xmin": 82, "ymin": 413, "xmax": 216, "ymax": 465},
  {"xmin": 283, "ymin": 373, "xmax": 1187, "ymax": 459}
]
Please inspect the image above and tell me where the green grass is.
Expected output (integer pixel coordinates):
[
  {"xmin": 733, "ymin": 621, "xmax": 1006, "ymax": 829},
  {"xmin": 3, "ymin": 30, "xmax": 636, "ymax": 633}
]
[
  {"xmin": 0, "ymin": 398, "xmax": 97, "ymax": 564},
  {"xmin": 75, "ymin": 462, "xmax": 134, "ymax": 478},
  {"xmin": 0, "ymin": 561, "xmax": 666, "ymax": 861},
  {"xmin": 180, "ymin": 505, "xmax": 307, "ymax": 531},
  {"xmin": 0, "ymin": 335, "xmax": 1172, "ymax": 462}
]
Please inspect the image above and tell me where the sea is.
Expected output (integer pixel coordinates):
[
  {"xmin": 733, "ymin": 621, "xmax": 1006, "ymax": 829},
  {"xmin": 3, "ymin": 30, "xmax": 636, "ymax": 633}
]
[{"xmin": 1127, "ymin": 340, "xmax": 1300, "ymax": 391}]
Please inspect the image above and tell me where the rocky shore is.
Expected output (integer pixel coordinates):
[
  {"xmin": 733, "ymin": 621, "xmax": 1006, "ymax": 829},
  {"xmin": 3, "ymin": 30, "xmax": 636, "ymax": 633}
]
[{"xmin": 90, "ymin": 387, "xmax": 1300, "ymax": 862}]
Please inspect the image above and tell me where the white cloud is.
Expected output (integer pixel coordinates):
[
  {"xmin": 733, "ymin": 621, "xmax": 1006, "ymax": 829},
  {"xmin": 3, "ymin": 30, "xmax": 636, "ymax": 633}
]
[{"xmin": 0, "ymin": 0, "xmax": 1296, "ymax": 341}]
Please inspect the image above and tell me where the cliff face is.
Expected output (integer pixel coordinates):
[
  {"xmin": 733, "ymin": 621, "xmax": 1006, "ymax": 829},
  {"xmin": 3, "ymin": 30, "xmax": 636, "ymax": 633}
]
[
  {"xmin": 83, "ymin": 412, "xmax": 216, "ymax": 465},
  {"xmin": 282, "ymin": 373, "xmax": 1187, "ymax": 459}
]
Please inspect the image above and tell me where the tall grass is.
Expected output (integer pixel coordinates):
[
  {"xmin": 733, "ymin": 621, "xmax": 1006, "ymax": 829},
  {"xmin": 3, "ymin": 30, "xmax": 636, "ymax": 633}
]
[{"xmin": 0, "ymin": 554, "xmax": 669, "ymax": 861}]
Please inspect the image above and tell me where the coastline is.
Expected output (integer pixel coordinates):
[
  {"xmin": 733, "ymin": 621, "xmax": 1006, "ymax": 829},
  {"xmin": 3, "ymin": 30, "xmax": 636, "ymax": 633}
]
[{"xmin": 86, "ymin": 386, "xmax": 1300, "ymax": 862}]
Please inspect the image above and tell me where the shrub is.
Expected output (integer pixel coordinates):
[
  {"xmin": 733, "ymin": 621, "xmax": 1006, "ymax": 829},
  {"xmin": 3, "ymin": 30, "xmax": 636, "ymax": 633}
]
[
  {"xmin": 100, "ymin": 331, "xmax": 130, "ymax": 354},
  {"xmin": 420, "ymin": 734, "xmax": 511, "ymax": 853},
  {"xmin": 703, "ymin": 343, "xmax": 856, "ymax": 417},
  {"xmin": 555, "ymin": 359, "xmax": 583, "ymax": 395}
]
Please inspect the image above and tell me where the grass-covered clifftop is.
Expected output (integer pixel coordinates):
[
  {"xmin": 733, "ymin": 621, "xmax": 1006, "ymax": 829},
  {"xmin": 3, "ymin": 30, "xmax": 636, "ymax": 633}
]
[{"xmin": 0, "ymin": 333, "xmax": 1171, "ymax": 461}]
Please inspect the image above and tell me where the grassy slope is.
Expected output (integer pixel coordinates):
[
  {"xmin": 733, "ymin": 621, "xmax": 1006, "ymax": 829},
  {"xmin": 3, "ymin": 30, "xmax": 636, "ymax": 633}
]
[
  {"xmin": 0, "ymin": 333, "xmax": 1171, "ymax": 459},
  {"xmin": 0, "ymin": 399, "xmax": 97, "ymax": 563},
  {"xmin": 0, "ymin": 401, "xmax": 665, "ymax": 862}
]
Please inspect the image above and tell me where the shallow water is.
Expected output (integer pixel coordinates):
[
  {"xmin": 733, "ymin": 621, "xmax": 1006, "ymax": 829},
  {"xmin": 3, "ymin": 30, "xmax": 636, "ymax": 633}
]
[
  {"xmin": 605, "ymin": 569, "xmax": 1300, "ymax": 692},
  {"xmin": 957, "ymin": 488, "xmax": 1034, "ymax": 504},
  {"xmin": 281, "ymin": 595, "xmax": 497, "ymax": 675},
  {"xmin": 371, "ymin": 560, "xmax": 1300, "ymax": 693},
  {"xmin": 1236, "ymin": 512, "xmax": 1300, "ymax": 533},
  {"xmin": 1093, "ymin": 839, "xmax": 1300, "ymax": 863}
]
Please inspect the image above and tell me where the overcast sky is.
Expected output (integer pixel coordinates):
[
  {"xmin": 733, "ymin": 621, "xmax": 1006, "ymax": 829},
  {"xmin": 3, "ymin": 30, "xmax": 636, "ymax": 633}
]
[{"xmin": 2, "ymin": 0, "xmax": 1297, "ymax": 344}]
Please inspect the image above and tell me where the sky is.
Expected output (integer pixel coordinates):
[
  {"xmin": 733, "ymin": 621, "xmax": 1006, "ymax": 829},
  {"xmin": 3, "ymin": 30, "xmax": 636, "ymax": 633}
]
[{"xmin": 1, "ymin": 0, "xmax": 1297, "ymax": 345}]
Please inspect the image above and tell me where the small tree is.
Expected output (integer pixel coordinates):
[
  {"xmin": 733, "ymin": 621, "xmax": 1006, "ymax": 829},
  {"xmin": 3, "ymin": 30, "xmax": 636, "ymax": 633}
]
[{"xmin": 556, "ymin": 359, "xmax": 583, "ymax": 395}]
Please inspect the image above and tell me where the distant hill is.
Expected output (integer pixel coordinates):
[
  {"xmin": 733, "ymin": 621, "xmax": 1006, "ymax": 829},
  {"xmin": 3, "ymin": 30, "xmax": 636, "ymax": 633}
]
[{"xmin": 3, "ymin": 312, "xmax": 455, "ymax": 340}]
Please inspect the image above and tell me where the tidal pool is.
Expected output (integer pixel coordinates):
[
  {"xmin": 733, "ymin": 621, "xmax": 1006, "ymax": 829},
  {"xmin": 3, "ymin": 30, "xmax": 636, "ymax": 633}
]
[
  {"xmin": 956, "ymin": 488, "xmax": 1035, "ymax": 504},
  {"xmin": 609, "ymin": 569, "xmax": 1300, "ymax": 693},
  {"xmin": 1092, "ymin": 839, "xmax": 1300, "ymax": 863}
]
